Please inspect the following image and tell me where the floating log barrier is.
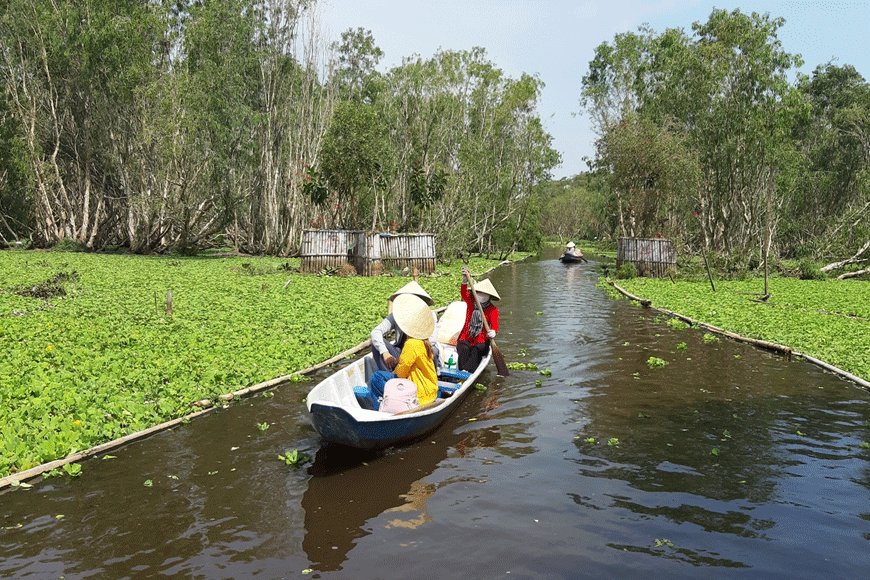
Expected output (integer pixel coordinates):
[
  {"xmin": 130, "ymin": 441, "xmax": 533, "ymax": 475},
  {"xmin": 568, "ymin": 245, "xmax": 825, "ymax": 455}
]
[
  {"xmin": 607, "ymin": 279, "xmax": 651, "ymax": 307},
  {"xmin": 792, "ymin": 352, "xmax": 870, "ymax": 390},
  {"xmin": 607, "ymin": 281, "xmax": 870, "ymax": 391},
  {"xmin": 0, "ymin": 304, "xmax": 450, "ymax": 491}
]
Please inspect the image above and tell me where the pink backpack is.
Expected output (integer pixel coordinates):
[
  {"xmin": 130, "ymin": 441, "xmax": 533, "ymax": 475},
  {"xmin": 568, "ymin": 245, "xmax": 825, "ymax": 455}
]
[{"xmin": 379, "ymin": 378, "xmax": 418, "ymax": 414}]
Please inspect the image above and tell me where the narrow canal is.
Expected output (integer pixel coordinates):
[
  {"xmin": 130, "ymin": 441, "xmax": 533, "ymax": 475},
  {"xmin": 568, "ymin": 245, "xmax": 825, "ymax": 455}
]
[{"xmin": 2, "ymin": 250, "xmax": 870, "ymax": 579}]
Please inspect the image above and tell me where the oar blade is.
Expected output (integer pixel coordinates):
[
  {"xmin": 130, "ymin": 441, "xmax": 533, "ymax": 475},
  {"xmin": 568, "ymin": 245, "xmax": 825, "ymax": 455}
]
[{"xmin": 491, "ymin": 341, "xmax": 510, "ymax": 376}]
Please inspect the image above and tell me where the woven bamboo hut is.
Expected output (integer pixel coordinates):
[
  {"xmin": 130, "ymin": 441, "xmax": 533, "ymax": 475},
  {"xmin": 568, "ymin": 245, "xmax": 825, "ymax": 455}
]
[
  {"xmin": 355, "ymin": 232, "xmax": 437, "ymax": 276},
  {"xmin": 300, "ymin": 229, "xmax": 360, "ymax": 273},
  {"xmin": 617, "ymin": 237, "xmax": 676, "ymax": 278},
  {"xmin": 301, "ymin": 230, "xmax": 436, "ymax": 276}
]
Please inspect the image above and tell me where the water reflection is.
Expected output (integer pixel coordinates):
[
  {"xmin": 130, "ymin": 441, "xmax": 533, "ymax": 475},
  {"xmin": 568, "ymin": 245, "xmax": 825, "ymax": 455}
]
[
  {"xmin": 469, "ymin": 251, "xmax": 870, "ymax": 576},
  {"xmin": 301, "ymin": 421, "xmax": 500, "ymax": 572},
  {"xmin": 0, "ymin": 398, "xmax": 316, "ymax": 579}
]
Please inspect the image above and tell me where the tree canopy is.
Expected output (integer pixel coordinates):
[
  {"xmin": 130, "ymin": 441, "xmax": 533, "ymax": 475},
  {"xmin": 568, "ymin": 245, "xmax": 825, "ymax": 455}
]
[
  {"xmin": 0, "ymin": 0, "xmax": 559, "ymax": 259},
  {"xmin": 577, "ymin": 8, "xmax": 869, "ymax": 263}
]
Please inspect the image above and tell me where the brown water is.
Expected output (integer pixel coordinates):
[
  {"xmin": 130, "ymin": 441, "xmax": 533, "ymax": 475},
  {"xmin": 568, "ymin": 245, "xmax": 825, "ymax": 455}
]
[{"xmin": 3, "ymin": 250, "xmax": 870, "ymax": 579}]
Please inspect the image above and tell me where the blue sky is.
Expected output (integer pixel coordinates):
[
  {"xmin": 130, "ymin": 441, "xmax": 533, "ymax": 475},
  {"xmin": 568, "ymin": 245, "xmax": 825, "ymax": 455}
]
[{"xmin": 317, "ymin": 1, "xmax": 870, "ymax": 179}]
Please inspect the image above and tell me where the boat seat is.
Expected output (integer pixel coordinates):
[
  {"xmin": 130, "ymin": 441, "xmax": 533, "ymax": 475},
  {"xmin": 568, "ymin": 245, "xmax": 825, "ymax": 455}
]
[{"xmin": 438, "ymin": 368, "xmax": 471, "ymax": 384}]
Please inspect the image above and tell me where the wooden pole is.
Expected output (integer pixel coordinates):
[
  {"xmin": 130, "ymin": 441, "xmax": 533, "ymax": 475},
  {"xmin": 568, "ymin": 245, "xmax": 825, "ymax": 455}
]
[
  {"xmin": 702, "ymin": 251, "xmax": 716, "ymax": 292},
  {"xmin": 166, "ymin": 290, "xmax": 172, "ymax": 316},
  {"xmin": 764, "ymin": 167, "xmax": 773, "ymax": 298}
]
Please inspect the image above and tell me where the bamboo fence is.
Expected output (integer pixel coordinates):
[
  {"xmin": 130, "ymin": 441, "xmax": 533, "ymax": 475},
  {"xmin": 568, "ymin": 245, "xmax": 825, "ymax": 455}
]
[
  {"xmin": 301, "ymin": 230, "xmax": 436, "ymax": 276},
  {"xmin": 617, "ymin": 237, "xmax": 676, "ymax": 278}
]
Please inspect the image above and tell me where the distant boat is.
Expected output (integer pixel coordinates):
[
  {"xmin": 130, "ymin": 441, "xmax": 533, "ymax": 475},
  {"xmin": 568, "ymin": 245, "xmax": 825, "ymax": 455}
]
[
  {"xmin": 306, "ymin": 302, "xmax": 490, "ymax": 448},
  {"xmin": 559, "ymin": 252, "xmax": 586, "ymax": 263}
]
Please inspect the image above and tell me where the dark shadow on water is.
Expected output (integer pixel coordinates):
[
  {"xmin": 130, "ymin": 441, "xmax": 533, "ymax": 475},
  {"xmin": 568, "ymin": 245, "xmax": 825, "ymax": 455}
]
[{"xmin": 302, "ymin": 419, "xmax": 501, "ymax": 572}]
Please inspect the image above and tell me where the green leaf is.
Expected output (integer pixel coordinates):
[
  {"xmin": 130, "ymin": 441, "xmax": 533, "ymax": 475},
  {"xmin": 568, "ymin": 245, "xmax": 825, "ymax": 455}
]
[
  {"xmin": 62, "ymin": 463, "xmax": 82, "ymax": 477},
  {"xmin": 279, "ymin": 448, "xmax": 309, "ymax": 466},
  {"xmin": 647, "ymin": 356, "xmax": 668, "ymax": 368}
]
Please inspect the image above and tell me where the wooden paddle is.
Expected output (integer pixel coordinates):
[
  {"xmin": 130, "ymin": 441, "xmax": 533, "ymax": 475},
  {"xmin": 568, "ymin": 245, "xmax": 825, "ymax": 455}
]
[
  {"xmin": 465, "ymin": 270, "xmax": 510, "ymax": 377},
  {"xmin": 394, "ymin": 398, "xmax": 445, "ymax": 416}
]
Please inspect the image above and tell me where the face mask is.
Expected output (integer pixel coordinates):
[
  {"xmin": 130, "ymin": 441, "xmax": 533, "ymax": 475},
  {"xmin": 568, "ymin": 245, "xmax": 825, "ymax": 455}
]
[{"xmin": 477, "ymin": 292, "xmax": 490, "ymax": 303}]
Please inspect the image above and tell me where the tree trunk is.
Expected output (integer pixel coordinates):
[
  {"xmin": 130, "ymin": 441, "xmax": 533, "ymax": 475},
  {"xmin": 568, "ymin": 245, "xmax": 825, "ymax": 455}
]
[
  {"xmin": 821, "ymin": 240, "xmax": 870, "ymax": 272},
  {"xmin": 837, "ymin": 267, "xmax": 870, "ymax": 280}
]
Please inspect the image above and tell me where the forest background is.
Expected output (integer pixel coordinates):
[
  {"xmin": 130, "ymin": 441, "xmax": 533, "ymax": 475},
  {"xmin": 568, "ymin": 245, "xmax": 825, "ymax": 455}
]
[{"xmin": 1, "ymin": 1, "xmax": 868, "ymax": 269}]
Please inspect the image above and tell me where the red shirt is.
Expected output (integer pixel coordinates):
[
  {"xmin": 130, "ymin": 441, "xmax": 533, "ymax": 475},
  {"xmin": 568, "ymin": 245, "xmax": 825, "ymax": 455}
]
[{"xmin": 458, "ymin": 283, "xmax": 499, "ymax": 345}]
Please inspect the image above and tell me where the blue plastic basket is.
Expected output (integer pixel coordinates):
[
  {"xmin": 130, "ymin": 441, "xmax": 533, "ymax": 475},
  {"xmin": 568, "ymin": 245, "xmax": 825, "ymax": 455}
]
[{"xmin": 353, "ymin": 386, "xmax": 378, "ymax": 410}]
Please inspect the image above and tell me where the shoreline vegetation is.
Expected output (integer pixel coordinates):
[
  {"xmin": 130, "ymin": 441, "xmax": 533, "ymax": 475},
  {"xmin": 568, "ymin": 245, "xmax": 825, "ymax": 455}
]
[
  {"xmin": 584, "ymin": 241, "xmax": 870, "ymax": 390},
  {"xmin": 0, "ymin": 250, "xmax": 526, "ymax": 486}
]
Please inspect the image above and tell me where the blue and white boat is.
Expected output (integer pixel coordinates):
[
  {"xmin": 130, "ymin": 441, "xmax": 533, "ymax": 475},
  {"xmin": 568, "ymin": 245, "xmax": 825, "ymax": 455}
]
[{"xmin": 305, "ymin": 301, "xmax": 490, "ymax": 448}]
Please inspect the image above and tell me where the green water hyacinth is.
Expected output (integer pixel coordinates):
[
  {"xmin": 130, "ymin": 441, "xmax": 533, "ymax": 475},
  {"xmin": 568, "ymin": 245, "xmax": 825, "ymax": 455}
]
[
  {"xmin": 647, "ymin": 357, "xmax": 669, "ymax": 368},
  {"xmin": 279, "ymin": 449, "xmax": 309, "ymax": 466},
  {"xmin": 0, "ymin": 250, "xmax": 528, "ymax": 478},
  {"xmin": 616, "ymin": 276, "xmax": 870, "ymax": 382}
]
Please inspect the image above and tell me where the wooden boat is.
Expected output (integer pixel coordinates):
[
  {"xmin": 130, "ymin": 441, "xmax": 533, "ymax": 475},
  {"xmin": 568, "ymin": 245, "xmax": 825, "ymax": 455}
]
[
  {"xmin": 306, "ymin": 301, "xmax": 490, "ymax": 448},
  {"xmin": 559, "ymin": 252, "xmax": 586, "ymax": 263},
  {"xmin": 306, "ymin": 352, "xmax": 489, "ymax": 448}
]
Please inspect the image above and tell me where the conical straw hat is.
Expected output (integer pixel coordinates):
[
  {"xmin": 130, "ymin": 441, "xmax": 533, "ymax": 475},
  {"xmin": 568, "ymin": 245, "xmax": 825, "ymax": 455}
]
[
  {"xmin": 389, "ymin": 280, "xmax": 434, "ymax": 306},
  {"xmin": 392, "ymin": 293, "xmax": 436, "ymax": 339},
  {"xmin": 471, "ymin": 278, "xmax": 500, "ymax": 301}
]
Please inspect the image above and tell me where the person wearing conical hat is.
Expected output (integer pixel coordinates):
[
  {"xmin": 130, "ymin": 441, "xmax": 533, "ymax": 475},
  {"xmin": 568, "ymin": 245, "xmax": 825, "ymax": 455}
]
[
  {"xmin": 370, "ymin": 279, "xmax": 439, "ymax": 372},
  {"xmin": 369, "ymin": 293, "xmax": 439, "ymax": 409},
  {"xmin": 565, "ymin": 241, "xmax": 582, "ymax": 258},
  {"xmin": 457, "ymin": 266, "xmax": 500, "ymax": 372}
]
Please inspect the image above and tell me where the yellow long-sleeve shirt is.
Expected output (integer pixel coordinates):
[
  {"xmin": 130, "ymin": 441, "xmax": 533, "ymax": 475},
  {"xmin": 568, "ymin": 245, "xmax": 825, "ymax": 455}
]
[{"xmin": 394, "ymin": 338, "xmax": 439, "ymax": 405}]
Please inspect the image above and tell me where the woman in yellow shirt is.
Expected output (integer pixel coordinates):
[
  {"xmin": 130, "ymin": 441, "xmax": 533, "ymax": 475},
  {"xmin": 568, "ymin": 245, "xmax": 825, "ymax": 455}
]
[
  {"xmin": 369, "ymin": 293, "xmax": 438, "ymax": 409},
  {"xmin": 393, "ymin": 334, "xmax": 439, "ymax": 405}
]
